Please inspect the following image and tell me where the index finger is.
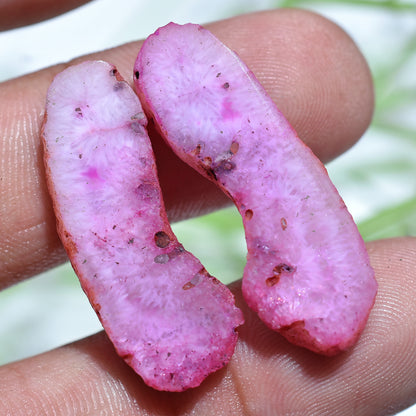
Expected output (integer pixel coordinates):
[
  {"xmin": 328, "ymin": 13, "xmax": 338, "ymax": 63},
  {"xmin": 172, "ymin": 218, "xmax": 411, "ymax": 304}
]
[{"xmin": 0, "ymin": 9, "xmax": 374, "ymax": 288}]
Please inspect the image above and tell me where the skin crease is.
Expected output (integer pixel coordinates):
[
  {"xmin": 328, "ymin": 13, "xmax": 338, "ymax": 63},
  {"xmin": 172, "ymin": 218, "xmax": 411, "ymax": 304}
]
[{"xmin": 2, "ymin": 5, "xmax": 416, "ymax": 416}]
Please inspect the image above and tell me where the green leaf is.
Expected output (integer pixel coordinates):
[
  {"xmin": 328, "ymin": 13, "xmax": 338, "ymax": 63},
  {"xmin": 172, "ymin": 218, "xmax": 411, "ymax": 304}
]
[
  {"xmin": 277, "ymin": 0, "xmax": 416, "ymax": 11},
  {"xmin": 358, "ymin": 196, "xmax": 416, "ymax": 241}
]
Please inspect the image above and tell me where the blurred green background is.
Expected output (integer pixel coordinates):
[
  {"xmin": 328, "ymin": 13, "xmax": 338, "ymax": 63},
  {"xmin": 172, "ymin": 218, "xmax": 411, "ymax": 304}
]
[{"xmin": 0, "ymin": 1, "xmax": 415, "ymax": 413}]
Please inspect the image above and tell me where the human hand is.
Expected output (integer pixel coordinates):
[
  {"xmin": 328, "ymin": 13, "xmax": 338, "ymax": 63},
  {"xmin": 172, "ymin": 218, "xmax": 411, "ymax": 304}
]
[{"xmin": 1, "ymin": 6, "xmax": 415, "ymax": 415}]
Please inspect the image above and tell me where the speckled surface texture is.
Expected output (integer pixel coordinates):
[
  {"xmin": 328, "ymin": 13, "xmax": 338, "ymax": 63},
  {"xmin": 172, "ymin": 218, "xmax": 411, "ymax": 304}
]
[
  {"xmin": 42, "ymin": 60, "xmax": 243, "ymax": 391},
  {"xmin": 135, "ymin": 23, "xmax": 377, "ymax": 355}
]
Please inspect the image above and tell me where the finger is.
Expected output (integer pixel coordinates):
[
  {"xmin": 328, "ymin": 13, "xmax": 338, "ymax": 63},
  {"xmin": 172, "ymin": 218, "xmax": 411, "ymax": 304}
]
[
  {"xmin": 0, "ymin": 0, "xmax": 93, "ymax": 31},
  {"xmin": 0, "ymin": 237, "xmax": 414, "ymax": 415},
  {"xmin": 232, "ymin": 237, "xmax": 416, "ymax": 415},
  {"xmin": 0, "ymin": 9, "xmax": 374, "ymax": 287},
  {"xmin": 0, "ymin": 331, "xmax": 244, "ymax": 415}
]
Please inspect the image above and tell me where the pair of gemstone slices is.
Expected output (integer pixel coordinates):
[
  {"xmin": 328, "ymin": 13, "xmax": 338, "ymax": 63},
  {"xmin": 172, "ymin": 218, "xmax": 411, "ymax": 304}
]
[{"xmin": 42, "ymin": 22, "xmax": 377, "ymax": 392}]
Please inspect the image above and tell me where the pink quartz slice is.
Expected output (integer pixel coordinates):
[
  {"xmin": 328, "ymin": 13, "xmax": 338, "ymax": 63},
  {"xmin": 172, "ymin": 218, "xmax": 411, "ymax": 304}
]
[
  {"xmin": 134, "ymin": 23, "xmax": 377, "ymax": 355},
  {"xmin": 42, "ymin": 60, "xmax": 243, "ymax": 391}
]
